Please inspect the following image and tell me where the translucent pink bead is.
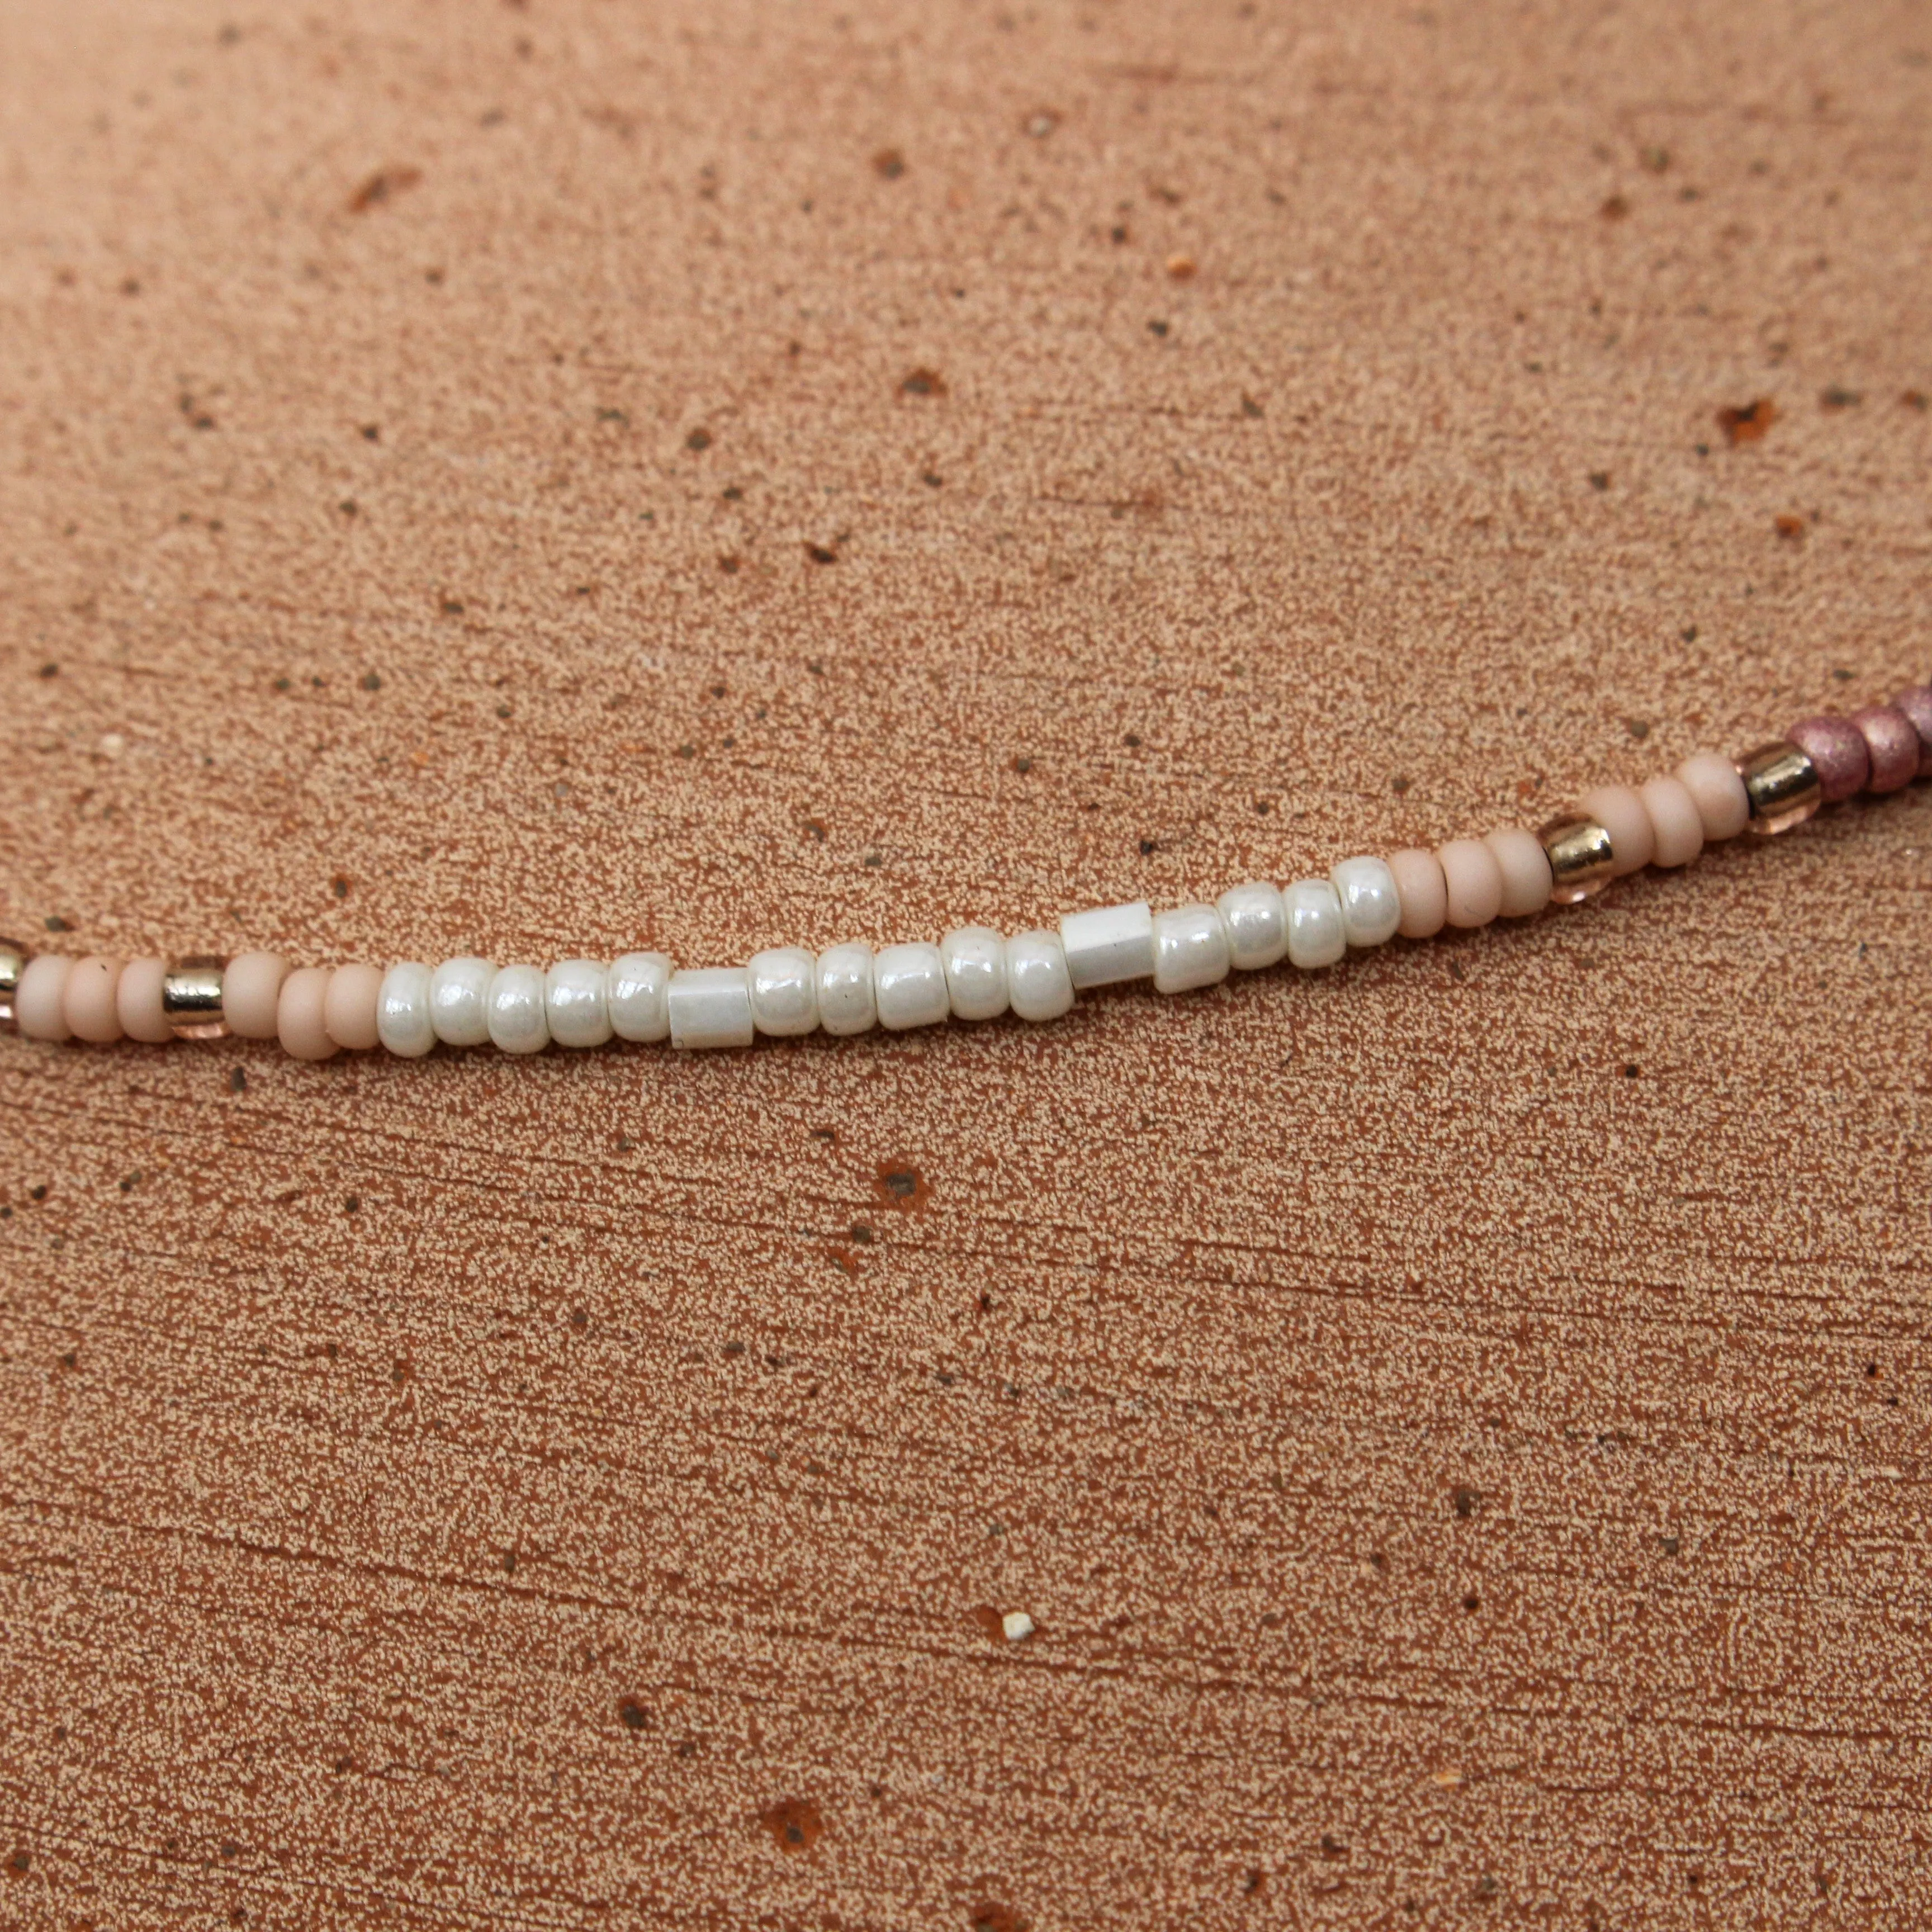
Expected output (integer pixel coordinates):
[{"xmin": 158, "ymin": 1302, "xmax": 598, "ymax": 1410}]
[
  {"xmin": 1637, "ymin": 776, "xmax": 1704, "ymax": 868},
  {"xmin": 324, "ymin": 964, "xmax": 383, "ymax": 1050},
  {"xmin": 64, "ymin": 955, "xmax": 126, "ymax": 1043},
  {"xmin": 16, "ymin": 954, "xmax": 74, "ymax": 1041},
  {"xmin": 1675, "ymin": 754, "xmax": 1750, "ymax": 841},
  {"xmin": 1388, "ymin": 847, "xmax": 1447, "ymax": 937},
  {"xmin": 1892, "ymin": 685, "xmax": 1932, "ymax": 777},
  {"xmin": 224, "ymin": 951, "xmax": 289, "ymax": 1040},
  {"xmin": 278, "ymin": 967, "xmax": 338, "ymax": 1061},
  {"xmin": 1852, "ymin": 705, "xmax": 1920, "ymax": 794},
  {"xmin": 1579, "ymin": 783, "xmax": 1654, "ymax": 877},
  {"xmin": 1786, "ymin": 715, "xmax": 1869, "ymax": 802},
  {"xmin": 1436, "ymin": 839, "xmax": 1503, "ymax": 928},
  {"xmin": 117, "ymin": 957, "xmax": 174, "ymax": 1043},
  {"xmin": 1483, "ymin": 827, "xmax": 1551, "ymax": 917}
]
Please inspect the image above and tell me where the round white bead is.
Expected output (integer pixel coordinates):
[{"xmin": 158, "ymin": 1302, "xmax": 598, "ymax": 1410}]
[
  {"xmin": 666, "ymin": 967, "xmax": 754, "ymax": 1050},
  {"xmin": 874, "ymin": 942, "xmax": 950, "ymax": 1030},
  {"xmin": 940, "ymin": 926, "xmax": 1009, "ymax": 1021},
  {"xmin": 1005, "ymin": 929, "xmax": 1074, "ymax": 1022},
  {"xmin": 607, "ymin": 952, "xmax": 673, "ymax": 1042},
  {"xmin": 1216, "ymin": 881, "xmax": 1287, "ymax": 970},
  {"xmin": 546, "ymin": 958, "xmax": 612, "ymax": 1048},
  {"xmin": 487, "ymin": 964, "xmax": 551, "ymax": 1053},
  {"xmin": 1329, "ymin": 855, "xmax": 1401, "ymax": 948},
  {"xmin": 815, "ymin": 943, "xmax": 877, "ymax": 1036},
  {"xmin": 376, "ymin": 961, "xmax": 436, "ymax": 1057},
  {"xmin": 429, "ymin": 956, "xmax": 494, "ymax": 1047},
  {"xmin": 748, "ymin": 946, "xmax": 819, "ymax": 1036},
  {"xmin": 1152, "ymin": 903, "xmax": 1230, "ymax": 994},
  {"xmin": 1283, "ymin": 878, "xmax": 1347, "ymax": 969},
  {"xmin": 1058, "ymin": 899, "xmax": 1156, "ymax": 989}
]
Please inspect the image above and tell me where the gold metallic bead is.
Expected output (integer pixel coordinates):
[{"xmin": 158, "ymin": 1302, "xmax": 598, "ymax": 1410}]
[
  {"xmin": 163, "ymin": 954, "xmax": 229, "ymax": 1039},
  {"xmin": 1736, "ymin": 740, "xmax": 1821, "ymax": 835},
  {"xmin": 0, "ymin": 937, "xmax": 28, "ymax": 1033},
  {"xmin": 1536, "ymin": 815, "xmax": 1617, "ymax": 905}
]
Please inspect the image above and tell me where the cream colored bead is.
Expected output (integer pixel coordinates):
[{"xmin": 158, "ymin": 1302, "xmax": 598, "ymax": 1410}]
[
  {"xmin": 429, "ymin": 956, "xmax": 494, "ymax": 1047},
  {"xmin": 940, "ymin": 927, "xmax": 1009, "ymax": 1021},
  {"xmin": 277, "ymin": 966, "xmax": 337, "ymax": 1061},
  {"xmin": 1059, "ymin": 901, "xmax": 1155, "ymax": 989},
  {"xmin": 1215, "ymin": 882, "xmax": 1287, "ymax": 970},
  {"xmin": 748, "ymin": 947, "xmax": 819, "ymax": 1036},
  {"xmin": 64, "ymin": 955, "xmax": 126, "ymax": 1043},
  {"xmin": 667, "ymin": 967, "xmax": 754, "ymax": 1049},
  {"xmin": 377, "ymin": 962, "xmax": 437, "ymax": 1057},
  {"xmin": 607, "ymin": 952, "xmax": 673, "ymax": 1043},
  {"xmin": 1579, "ymin": 783, "xmax": 1654, "ymax": 877},
  {"xmin": 1005, "ymin": 930, "xmax": 1074, "ymax": 1022},
  {"xmin": 1639, "ymin": 775, "xmax": 1704, "ymax": 869},
  {"xmin": 16, "ymin": 955, "xmax": 75, "ymax": 1041},
  {"xmin": 1329, "ymin": 856, "xmax": 1401, "ymax": 948},
  {"xmin": 486, "ymin": 965, "xmax": 550, "ymax": 1053},
  {"xmin": 815, "ymin": 943, "xmax": 877, "ymax": 1036},
  {"xmin": 1483, "ymin": 827, "xmax": 1552, "ymax": 917},
  {"xmin": 546, "ymin": 958, "xmax": 612, "ymax": 1048},
  {"xmin": 224, "ymin": 951, "xmax": 288, "ymax": 1040},
  {"xmin": 1388, "ymin": 849, "xmax": 1447, "ymax": 938},
  {"xmin": 1674, "ymin": 752, "xmax": 1750, "ymax": 842},
  {"xmin": 1152, "ymin": 904, "xmax": 1230, "ymax": 993},
  {"xmin": 1436, "ymin": 839, "xmax": 1503, "ymax": 928},
  {"xmin": 1283, "ymin": 878, "xmax": 1346, "ymax": 968},
  {"xmin": 325, "ymin": 964, "xmax": 383, "ymax": 1050},
  {"xmin": 874, "ymin": 943, "xmax": 950, "ymax": 1030},
  {"xmin": 117, "ymin": 957, "xmax": 174, "ymax": 1044}
]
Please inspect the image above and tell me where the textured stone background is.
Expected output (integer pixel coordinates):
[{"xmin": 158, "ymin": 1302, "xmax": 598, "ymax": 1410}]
[{"xmin": 2, "ymin": 1, "xmax": 1929, "ymax": 1926}]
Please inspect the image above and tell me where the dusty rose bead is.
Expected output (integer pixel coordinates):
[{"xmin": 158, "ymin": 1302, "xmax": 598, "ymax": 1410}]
[
  {"xmin": 1675, "ymin": 754, "xmax": 1750, "ymax": 841},
  {"xmin": 1387, "ymin": 847, "xmax": 1447, "ymax": 937},
  {"xmin": 16, "ymin": 955, "xmax": 75, "ymax": 1041},
  {"xmin": 1483, "ymin": 827, "xmax": 1552, "ymax": 917},
  {"xmin": 1579, "ymin": 783, "xmax": 1654, "ymax": 877},
  {"xmin": 1637, "ymin": 776, "xmax": 1704, "ymax": 868},
  {"xmin": 278, "ymin": 967, "xmax": 338, "ymax": 1061},
  {"xmin": 116, "ymin": 957, "xmax": 174, "ymax": 1043},
  {"xmin": 1436, "ymin": 839, "xmax": 1503, "ymax": 928},
  {"xmin": 1852, "ymin": 705, "xmax": 1920, "ymax": 794},
  {"xmin": 1892, "ymin": 685, "xmax": 1932, "ymax": 777},
  {"xmin": 1785, "ymin": 715, "xmax": 1869, "ymax": 803},
  {"xmin": 324, "ymin": 964, "xmax": 383, "ymax": 1051},
  {"xmin": 224, "ymin": 951, "xmax": 289, "ymax": 1040},
  {"xmin": 64, "ymin": 955, "xmax": 126, "ymax": 1043}
]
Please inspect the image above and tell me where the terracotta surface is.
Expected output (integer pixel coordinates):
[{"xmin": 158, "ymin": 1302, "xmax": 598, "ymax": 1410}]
[{"xmin": 2, "ymin": 2, "xmax": 1929, "ymax": 1925}]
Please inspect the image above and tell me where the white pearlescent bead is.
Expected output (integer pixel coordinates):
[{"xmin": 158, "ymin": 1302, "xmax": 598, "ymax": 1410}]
[
  {"xmin": 429, "ymin": 956, "xmax": 494, "ymax": 1047},
  {"xmin": 1283, "ymin": 877, "xmax": 1346, "ymax": 969},
  {"xmin": 1058, "ymin": 900, "xmax": 1155, "ymax": 989},
  {"xmin": 1329, "ymin": 855, "xmax": 1401, "ymax": 948},
  {"xmin": 1216, "ymin": 881, "xmax": 1287, "ymax": 970},
  {"xmin": 748, "ymin": 946, "xmax": 819, "ymax": 1036},
  {"xmin": 487, "ymin": 964, "xmax": 550, "ymax": 1053},
  {"xmin": 667, "ymin": 967, "xmax": 754, "ymax": 1050},
  {"xmin": 376, "ymin": 961, "xmax": 436, "ymax": 1058},
  {"xmin": 1005, "ymin": 930, "xmax": 1075, "ymax": 1022},
  {"xmin": 1152, "ymin": 903, "xmax": 1230, "ymax": 994},
  {"xmin": 815, "ymin": 943, "xmax": 877, "ymax": 1036},
  {"xmin": 546, "ymin": 957, "xmax": 612, "ymax": 1048},
  {"xmin": 874, "ymin": 942, "xmax": 950, "ymax": 1030},
  {"xmin": 607, "ymin": 951, "xmax": 673, "ymax": 1042},
  {"xmin": 940, "ymin": 926, "xmax": 1009, "ymax": 1021}
]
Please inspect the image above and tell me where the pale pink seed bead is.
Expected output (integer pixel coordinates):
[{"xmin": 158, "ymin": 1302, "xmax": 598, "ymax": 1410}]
[
  {"xmin": 116, "ymin": 956, "xmax": 174, "ymax": 1043},
  {"xmin": 64, "ymin": 955, "xmax": 126, "ymax": 1043},
  {"xmin": 1852, "ymin": 705, "xmax": 1920, "ymax": 794},
  {"xmin": 224, "ymin": 951, "xmax": 289, "ymax": 1040},
  {"xmin": 1579, "ymin": 783, "xmax": 1654, "ymax": 877},
  {"xmin": 1638, "ymin": 775, "xmax": 1704, "ymax": 868},
  {"xmin": 1436, "ymin": 839, "xmax": 1503, "ymax": 928},
  {"xmin": 1387, "ymin": 847, "xmax": 1447, "ymax": 938},
  {"xmin": 278, "ymin": 966, "xmax": 338, "ymax": 1061},
  {"xmin": 1483, "ymin": 827, "xmax": 1552, "ymax": 917},
  {"xmin": 324, "ymin": 964, "xmax": 383, "ymax": 1050},
  {"xmin": 1892, "ymin": 685, "xmax": 1932, "ymax": 777},
  {"xmin": 16, "ymin": 955, "xmax": 75, "ymax": 1041},
  {"xmin": 1675, "ymin": 753, "xmax": 1751, "ymax": 841}
]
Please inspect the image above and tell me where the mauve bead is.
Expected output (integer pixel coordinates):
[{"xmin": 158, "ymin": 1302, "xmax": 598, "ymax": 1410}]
[
  {"xmin": 1852, "ymin": 705, "xmax": 1920, "ymax": 794},
  {"xmin": 1892, "ymin": 684, "xmax": 1932, "ymax": 777},
  {"xmin": 1785, "ymin": 715, "xmax": 1869, "ymax": 803}
]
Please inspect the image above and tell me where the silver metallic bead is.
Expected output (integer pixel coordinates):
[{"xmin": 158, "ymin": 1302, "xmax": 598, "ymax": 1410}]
[
  {"xmin": 162, "ymin": 955, "xmax": 228, "ymax": 1039},
  {"xmin": 1536, "ymin": 816, "xmax": 1617, "ymax": 905},
  {"xmin": 1735, "ymin": 741, "xmax": 1822, "ymax": 835},
  {"xmin": 0, "ymin": 938, "xmax": 28, "ymax": 1033}
]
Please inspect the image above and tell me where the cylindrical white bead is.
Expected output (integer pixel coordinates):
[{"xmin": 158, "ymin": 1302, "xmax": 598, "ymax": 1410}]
[
  {"xmin": 546, "ymin": 958, "xmax": 612, "ymax": 1048},
  {"xmin": 1283, "ymin": 878, "xmax": 1347, "ymax": 969},
  {"xmin": 1152, "ymin": 904, "xmax": 1230, "ymax": 994},
  {"xmin": 940, "ymin": 926, "xmax": 1009, "ymax": 1021},
  {"xmin": 486, "ymin": 964, "xmax": 551, "ymax": 1054},
  {"xmin": 607, "ymin": 952, "xmax": 673, "ymax": 1042},
  {"xmin": 1329, "ymin": 855, "xmax": 1401, "ymax": 948},
  {"xmin": 874, "ymin": 943, "xmax": 950, "ymax": 1030},
  {"xmin": 748, "ymin": 946, "xmax": 819, "ymax": 1036},
  {"xmin": 667, "ymin": 967, "xmax": 755, "ymax": 1050},
  {"xmin": 377, "ymin": 962, "xmax": 437, "ymax": 1057},
  {"xmin": 815, "ymin": 943, "xmax": 877, "ymax": 1036},
  {"xmin": 1005, "ymin": 930, "xmax": 1075, "ymax": 1022},
  {"xmin": 1059, "ymin": 900, "xmax": 1155, "ymax": 989},
  {"xmin": 1216, "ymin": 882, "xmax": 1287, "ymax": 970},
  {"xmin": 430, "ymin": 956, "xmax": 495, "ymax": 1047}
]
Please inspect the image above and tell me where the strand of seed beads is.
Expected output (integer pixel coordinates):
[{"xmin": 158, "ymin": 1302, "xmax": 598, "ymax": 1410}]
[{"xmin": 3, "ymin": 681, "xmax": 1926, "ymax": 1053}]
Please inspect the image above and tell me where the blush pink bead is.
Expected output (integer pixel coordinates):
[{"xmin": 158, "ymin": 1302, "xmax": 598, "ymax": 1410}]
[
  {"xmin": 16, "ymin": 955, "xmax": 75, "ymax": 1041},
  {"xmin": 278, "ymin": 966, "xmax": 339, "ymax": 1061},
  {"xmin": 116, "ymin": 956, "xmax": 175, "ymax": 1043},
  {"xmin": 1483, "ymin": 827, "xmax": 1552, "ymax": 917},
  {"xmin": 324, "ymin": 964, "xmax": 384, "ymax": 1051},
  {"xmin": 63, "ymin": 955, "xmax": 126, "ymax": 1043},
  {"xmin": 1579, "ymin": 783, "xmax": 1655, "ymax": 877},
  {"xmin": 1388, "ymin": 847, "xmax": 1447, "ymax": 937},
  {"xmin": 1851, "ymin": 705, "xmax": 1920, "ymax": 794},
  {"xmin": 1892, "ymin": 685, "xmax": 1932, "ymax": 777},
  {"xmin": 1637, "ymin": 775, "xmax": 1704, "ymax": 868},
  {"xmin": 1436, "ymin": 839, "xmax": 1503, "ymax": 928},
  {"xmin": 1675, "ymin": 754, "xmax": 1751, "ymax": 841},
  {"xmin": 224, "ymin": 951, "xmax": 289, "ymax": 1040},
  {"xmin": 1786, "ymin": 714, "xmax": 1869, "ymax": 802}
]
